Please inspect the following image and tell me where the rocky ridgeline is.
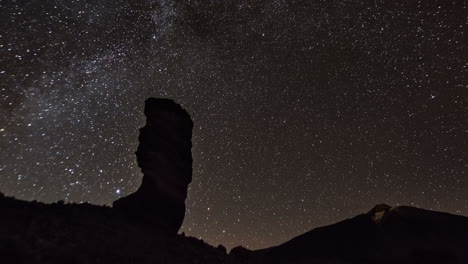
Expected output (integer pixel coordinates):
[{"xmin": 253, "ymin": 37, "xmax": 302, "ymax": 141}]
[
  {"xmin": 1, "ymin": 98, "xmax": 468, "ymax": 264},
  {"xmin": 0, "ymin": 193, "xmax": 245, "ymax": 264}
]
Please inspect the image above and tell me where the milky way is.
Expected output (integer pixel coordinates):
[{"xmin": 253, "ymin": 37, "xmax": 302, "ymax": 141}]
[{"xmin": 1, "ymin": 0, "xmax": 467, "ymax": 249}]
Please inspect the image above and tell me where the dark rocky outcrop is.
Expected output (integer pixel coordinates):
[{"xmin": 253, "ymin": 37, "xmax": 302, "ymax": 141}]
[
  {"xmin": 0, "ymin": 98, "xmax": 232, "ymax": 263},
  {"xmin": 113, "ymin": 98, "xmax": 193, "ymax": 234}
]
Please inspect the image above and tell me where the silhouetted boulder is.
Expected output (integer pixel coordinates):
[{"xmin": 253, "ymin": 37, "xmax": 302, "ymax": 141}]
[{"xmin": 113, "ymin": 98, "xmax": 194, "ymax": 234}]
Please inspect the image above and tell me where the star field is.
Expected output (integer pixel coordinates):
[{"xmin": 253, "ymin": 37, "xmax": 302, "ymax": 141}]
[{"xmin": 1, "ymin": 0, "xmax": 467, "ymax": 250}]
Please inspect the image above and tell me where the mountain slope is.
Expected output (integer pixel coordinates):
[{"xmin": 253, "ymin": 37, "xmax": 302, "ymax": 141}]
[{"xmin": 252, "ymin": 204, "xmax": 468, "ymax": 264}]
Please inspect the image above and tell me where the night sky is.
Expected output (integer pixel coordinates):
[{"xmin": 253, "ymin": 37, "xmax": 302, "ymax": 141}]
[{"xmin": 1, "ymin": 0, "xmax": 467, "ymax": 250}]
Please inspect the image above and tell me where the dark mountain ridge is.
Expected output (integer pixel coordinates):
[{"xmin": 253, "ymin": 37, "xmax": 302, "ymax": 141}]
[
  {"xmin": 253, "ymin": 204, "xmax": 468, "ymax": 264},
  {"xmin": 2, "ymin": 194, "xmax": 468, "ymax": 263}
]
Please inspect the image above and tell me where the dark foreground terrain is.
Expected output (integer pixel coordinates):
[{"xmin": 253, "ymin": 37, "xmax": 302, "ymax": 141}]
[
  {"xmin": 0, "ymin": 193, "xmax": 232, "ymax": 264},
  {"xmin": 2, "ymin": 99, "xmax": 468, "ymax": 263},
  {"xmin": 1, "ymin": 194, "xmax": 467, "ymax": 264}
]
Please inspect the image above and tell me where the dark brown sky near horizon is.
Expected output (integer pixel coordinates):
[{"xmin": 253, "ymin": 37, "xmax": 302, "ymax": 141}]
[{"xmin": 1, "ymin": 0, "xmax": 467, "ymax": 250}]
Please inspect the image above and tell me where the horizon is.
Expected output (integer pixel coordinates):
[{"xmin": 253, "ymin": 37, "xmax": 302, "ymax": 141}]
[{"xmin": 1, "ymin": 0, "xmax": 467, "ymax": 250}]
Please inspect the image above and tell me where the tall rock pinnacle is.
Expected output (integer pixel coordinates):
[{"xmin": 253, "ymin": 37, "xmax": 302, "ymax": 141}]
[{"xmin": 113, "ymin": 98, "xmax": 193, "ymax": 234}]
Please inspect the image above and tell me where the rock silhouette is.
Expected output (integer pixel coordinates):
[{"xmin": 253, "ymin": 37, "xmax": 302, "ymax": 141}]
[{"xmin": 113, "ymin": 98, "xmax": 193, "ymax": 234}]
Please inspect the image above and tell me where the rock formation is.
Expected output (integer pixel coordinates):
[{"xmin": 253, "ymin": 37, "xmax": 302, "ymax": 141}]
[{"xmin": 113, "ymin": 98, "xmax": 193, "ymax": 234}]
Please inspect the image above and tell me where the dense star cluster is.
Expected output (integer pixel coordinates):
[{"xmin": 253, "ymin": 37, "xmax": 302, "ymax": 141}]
[{"xmin": 1, "ymin": 0, "xmax": 467, "ymax": 250}]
